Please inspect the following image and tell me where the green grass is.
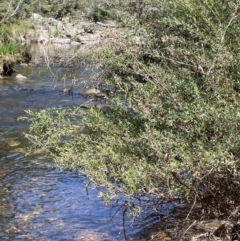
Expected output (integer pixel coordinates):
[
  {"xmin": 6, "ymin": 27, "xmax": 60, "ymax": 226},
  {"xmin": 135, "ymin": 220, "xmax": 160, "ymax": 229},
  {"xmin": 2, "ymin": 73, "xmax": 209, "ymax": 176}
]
[
  {"xmin": 0, "ymin": 24, "xmax": 10, "ymax": 41},
  {"xmin": 0, "ymin": 43, "xmax": 21, "ymax": 57},
  {"xmin": 0, "ymin": 20, "xmax": 30, "ymax": 42}
]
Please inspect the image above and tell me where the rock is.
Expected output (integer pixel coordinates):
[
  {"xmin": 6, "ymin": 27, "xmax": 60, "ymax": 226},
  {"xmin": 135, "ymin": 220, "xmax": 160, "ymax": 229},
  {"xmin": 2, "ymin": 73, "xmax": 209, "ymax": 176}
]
[
  {"xmin": 77, "ymin": 33, "xmax": 101, "ymax": 44},
  {"xmin": 60, "ymin": 88, "xmax": 72, "ymax": 93},
  {"xmin": 27, "ymin": 13, "xmax": 121, "ymax": 49},
  {"xmin": 80, "ymin": 88, "xmax": 105, "ymax": 98},
  {"xmin": 84, "ymin": 26, "xmax": 94, "ymax": 33},
  {"xmin": 19, "ymin": 63, "xmax": 28, "ymax": 67},
  {"xmin": 95, "ymin": 103, "xmax": 106, "ymax": 110},
  {"xmin": 46, "ymin": 17, "xmax": 60, "ymax": 27},
  {"xmin": 79, "ymin": 102, "xmax": 108, "ymax": 110},
  {"xmin": 79, "ymin": 104, "xmax": 91, "ymax": 109},
  {"xmin": 50, "ymin": 38, "xmax": 71, "ymax": 44},
  {"xmin": 15, "ymin": 74, "xmax": 27, "ymax": 79},
  {"xmin": 71, "ymin": 41, "xmax": 81, "ymax": 45},
  {"xmin": 31, "ymin": 13, "xmax": 44, "ymax": 23},
  {"xmin": 7, "ymin": 139, "xmax": 20, "ymax": 147},
  {"xmin": 18, "ymin": 36, "xmax": 26, "ymax": 43}
]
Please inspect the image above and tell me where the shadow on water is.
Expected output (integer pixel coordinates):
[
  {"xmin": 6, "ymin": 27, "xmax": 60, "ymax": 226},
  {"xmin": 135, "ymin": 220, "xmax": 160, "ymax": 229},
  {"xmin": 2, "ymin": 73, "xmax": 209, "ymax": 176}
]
[{"xmin": 0, "ymin": 44, "xmax": 174, "ymax": 241}]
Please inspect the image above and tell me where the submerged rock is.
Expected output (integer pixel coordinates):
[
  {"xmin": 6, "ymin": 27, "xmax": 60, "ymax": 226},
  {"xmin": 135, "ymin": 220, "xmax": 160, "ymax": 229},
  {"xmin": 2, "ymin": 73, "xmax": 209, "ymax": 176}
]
[
  {"xmin": 7, "ymin": 139, "xmax": 20, "ymax": 147},
  {"xmin": 80, "ymin": 88, "xmax": 105, "ymax": 98}
]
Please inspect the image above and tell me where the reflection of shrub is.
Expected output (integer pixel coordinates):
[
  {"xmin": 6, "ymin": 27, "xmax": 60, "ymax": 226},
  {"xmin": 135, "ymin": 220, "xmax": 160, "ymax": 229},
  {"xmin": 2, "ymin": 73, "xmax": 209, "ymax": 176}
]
[{"xmin": 23, "ymin": 0, "xmax": 240, "ymax": 220}]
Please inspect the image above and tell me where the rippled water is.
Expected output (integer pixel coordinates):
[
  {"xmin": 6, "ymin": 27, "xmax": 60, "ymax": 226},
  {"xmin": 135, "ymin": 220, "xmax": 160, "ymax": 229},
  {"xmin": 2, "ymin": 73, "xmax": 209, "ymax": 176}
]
[{"xmin": 0, "ymin": 48, "xmax": 175, "ymax": 241}]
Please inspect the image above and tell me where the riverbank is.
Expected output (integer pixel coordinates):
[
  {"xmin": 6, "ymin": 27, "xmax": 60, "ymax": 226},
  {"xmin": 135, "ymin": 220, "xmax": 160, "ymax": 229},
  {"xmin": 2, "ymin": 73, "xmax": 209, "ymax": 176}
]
[{"xmin": 0, "ymin": 13, "xmax": 125, "ymax": 75}]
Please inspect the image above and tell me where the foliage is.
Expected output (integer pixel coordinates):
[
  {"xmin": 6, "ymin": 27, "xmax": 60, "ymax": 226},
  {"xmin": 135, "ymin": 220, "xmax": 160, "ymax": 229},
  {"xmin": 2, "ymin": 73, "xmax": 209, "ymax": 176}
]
[
  {"xmin": 0, "ymin": 43, "xmax": 23, "ymax": 74},
  {"xmin": 36, "ymin": 0, "xmax": 85, "ymax": 18},
  {"xmin": 84, "ymin": 1, "xmax": 119, "ymax": 22},
  {"xmin": 0, "ymin": 0, "xmax": 97, "ymax": 21},
  {"xmin": 0, "ymin": 20, "xmax": 30, "ymax": 42},
  {"xmin": 0, "ymin": 0, "xmax": 34, "ymax": 23},
  {"xmin": 23, "ymin": 0, "xmax": 240, "ymax": 217}
]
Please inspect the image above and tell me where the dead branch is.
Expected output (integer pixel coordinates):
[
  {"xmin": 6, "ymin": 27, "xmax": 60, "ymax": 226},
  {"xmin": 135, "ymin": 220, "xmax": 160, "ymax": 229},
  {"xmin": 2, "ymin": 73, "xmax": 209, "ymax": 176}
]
[{"xmin": 96, "ymin": 21, "xmax": 117, "ymax": 28}]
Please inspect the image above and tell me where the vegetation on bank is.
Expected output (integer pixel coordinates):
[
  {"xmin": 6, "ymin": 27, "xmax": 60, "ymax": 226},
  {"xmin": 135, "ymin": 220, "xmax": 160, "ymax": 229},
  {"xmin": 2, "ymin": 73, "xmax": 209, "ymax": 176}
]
[
  {"xmin": 0, "ymin": 0, "xmax": 117, "ymax": 22},
  {"xmin": 0, "ymin": 0, "xmax": 120, "ymax": 75},
  {"xmin": 22, "ymin": 0, "xmax": 240, "ymax": 223},
  {"xmin": 0, "ymin": 8, "xmax": 31, "ymax": 75}
]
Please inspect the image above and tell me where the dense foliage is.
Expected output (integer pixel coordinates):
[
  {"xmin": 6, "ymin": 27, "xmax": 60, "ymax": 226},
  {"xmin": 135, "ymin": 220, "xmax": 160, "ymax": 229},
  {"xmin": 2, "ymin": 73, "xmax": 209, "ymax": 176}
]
[
  {"xmin": 23, "ymin": 0, "xmax": 240, "ymax": 217},
  {"xmin": 0, "ymin": 0, "xmax": 94, "ymax": 21}
]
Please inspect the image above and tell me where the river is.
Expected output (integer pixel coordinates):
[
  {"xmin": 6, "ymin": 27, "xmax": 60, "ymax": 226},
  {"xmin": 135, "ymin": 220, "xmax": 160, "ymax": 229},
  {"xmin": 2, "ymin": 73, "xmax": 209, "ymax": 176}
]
[{"xmin": 0, "ymin": 45, "xmax": 175, "ymax": 241}]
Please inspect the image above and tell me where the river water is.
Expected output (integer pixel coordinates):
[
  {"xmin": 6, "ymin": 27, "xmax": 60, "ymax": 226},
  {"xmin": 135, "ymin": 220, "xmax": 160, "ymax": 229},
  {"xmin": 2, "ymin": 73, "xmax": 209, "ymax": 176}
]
[{"xmin": 0, "ymin": 45, "xmax": 175, "ymax": 241}]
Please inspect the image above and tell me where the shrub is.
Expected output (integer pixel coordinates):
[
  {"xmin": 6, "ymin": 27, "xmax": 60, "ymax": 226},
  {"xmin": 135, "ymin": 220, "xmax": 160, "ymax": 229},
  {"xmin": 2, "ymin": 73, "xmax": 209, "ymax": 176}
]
[
  {"xmin": 0, "ymin": 43, "xmax": 21, "ymax": 74},
  {"xmin": 85, "ymin": 2, "xmax": 119, "ymax": 22},
  {"xmin": 22, "ymin": 0, "xmax": 240, "ymax": 218}
]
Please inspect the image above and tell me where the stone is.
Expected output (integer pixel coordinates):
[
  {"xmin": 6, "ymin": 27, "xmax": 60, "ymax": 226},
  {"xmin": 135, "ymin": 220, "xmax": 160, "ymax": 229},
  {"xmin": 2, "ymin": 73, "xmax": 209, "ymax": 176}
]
[
  {"xmin": 19, "ymin": 63, "xmax": 28, "ymax": 66},
  {"xmin": 77, "ymin": 33, "xmax": 101, "ymax": 44},
  {"xmin": 15, "ymin": 74, "xmax": 27, "ymax": 79},
  {"xmin": 31, "ymin": 13, "xmax": 43, "ymax": 23},
  {"xmin": 50, "ymin": 38, "xmax": 71, "ymax": 44},
  {"xmin": 60, "ymin": 88, "xmax": 72, "ymax": 93},
  {"xmin": 80, "ymin": 88, "xmax": 105, "ymax": 97},
  {"xmin": 70, "ymin": 41, "xmax": 81, "ymax": 45}
]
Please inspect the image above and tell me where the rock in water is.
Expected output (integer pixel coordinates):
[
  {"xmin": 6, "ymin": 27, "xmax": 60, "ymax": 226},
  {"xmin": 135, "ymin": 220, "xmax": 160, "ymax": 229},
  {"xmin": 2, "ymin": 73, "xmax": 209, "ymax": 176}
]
[
  {"xmin": 60, "ymin": 88, "xmax": 72, "ymax": 93},
  {"xmin": 15, "ymin": 74, "xmax": 27, "ymax": 79},
  {"xmin": 80, "ymin": 88, "xmax": 105, "ymax": 98}
]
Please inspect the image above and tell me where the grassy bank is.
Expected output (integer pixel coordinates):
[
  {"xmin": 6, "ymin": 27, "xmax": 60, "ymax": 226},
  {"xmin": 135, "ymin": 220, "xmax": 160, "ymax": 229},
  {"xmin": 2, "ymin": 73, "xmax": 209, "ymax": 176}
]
[{"xmin": 0, "ymin": 20, "xmax": 31, "ymax": 75}]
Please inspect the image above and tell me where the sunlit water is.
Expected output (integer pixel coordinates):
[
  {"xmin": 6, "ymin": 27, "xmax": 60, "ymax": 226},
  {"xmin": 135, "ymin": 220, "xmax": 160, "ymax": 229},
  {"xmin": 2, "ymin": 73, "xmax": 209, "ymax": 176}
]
[{"xmin": 0, "ymin": 46, "xmax": 175, "ymax": 241}]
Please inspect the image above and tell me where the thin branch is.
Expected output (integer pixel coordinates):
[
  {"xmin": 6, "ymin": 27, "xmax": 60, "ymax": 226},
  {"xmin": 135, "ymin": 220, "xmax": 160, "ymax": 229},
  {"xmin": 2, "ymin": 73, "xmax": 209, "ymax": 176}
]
[
  {"xmin": 179, "ymin": 220, "xmax": 197, "ymax": 241},
  {"xmin": 0, "ymin": 0, "xmax": 40, "ymax": 23},
  {"xmin": 96, "ymin": 21, "xmax": 117, "ymax": 28},
  {"xmin": 221, "ymin": 1, "xmax": 240, "ymax": 43},
  {"xmin": 0, "ymin": 0, "xmax": 24, "ymax": 23}
]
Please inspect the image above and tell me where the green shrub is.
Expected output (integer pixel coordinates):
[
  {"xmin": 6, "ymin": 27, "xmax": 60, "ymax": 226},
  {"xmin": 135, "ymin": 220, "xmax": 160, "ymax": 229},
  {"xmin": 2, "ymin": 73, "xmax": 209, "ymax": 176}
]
[
  {"xmin": 85, "ymin": 2, "xmax": 119, "ymax": 22},
  {"xmin": 22, "ymin": 0, "xmax": 240, "ymax": 217},
  {"xmin": 36, "ymin": 0, "xmax": 95, "ymax": 19}
]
